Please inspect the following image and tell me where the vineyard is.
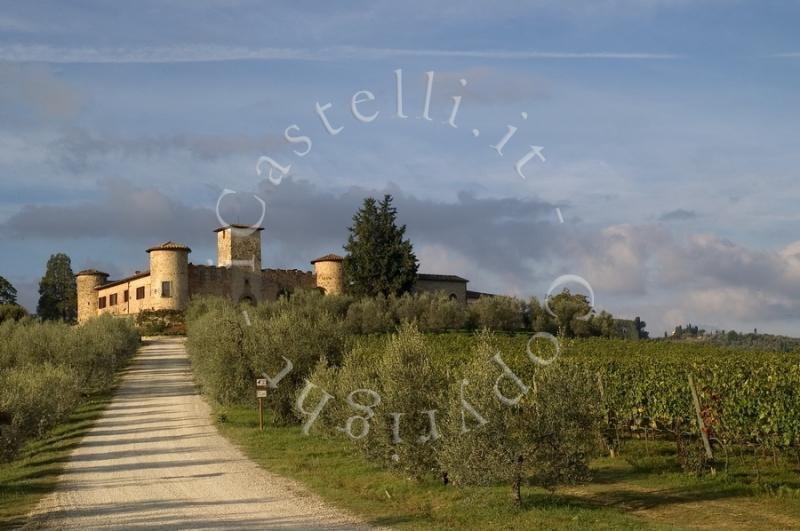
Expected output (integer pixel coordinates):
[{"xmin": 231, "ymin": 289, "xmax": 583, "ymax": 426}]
[{"xmin": 186, "ymin": 293, "xmax": 800, "ymax": 508}]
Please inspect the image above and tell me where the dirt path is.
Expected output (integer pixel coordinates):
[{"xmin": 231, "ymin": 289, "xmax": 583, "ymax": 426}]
[{"xmin": 23, "ymin": 337, "xmax": 372, "ymax": 530}]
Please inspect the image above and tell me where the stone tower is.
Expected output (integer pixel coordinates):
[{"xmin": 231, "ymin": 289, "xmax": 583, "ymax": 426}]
[
  {"xmin": 215, "ymin": 224, "xmax": 263, "ymax": 271},
  {"xmin": 75, "ymin": 269, "xmax": 109, "ymax": 324},
  {"xmin": 146, "ymin": 241, "xmax": 191, "ymax": 310},
  {"xmin": 311, "ymin": 254, "xmax": 345, "ymax": 295}
]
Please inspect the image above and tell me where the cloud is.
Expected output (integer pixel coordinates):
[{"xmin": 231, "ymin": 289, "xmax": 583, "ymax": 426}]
[
  {"xmin": 51, "ymin": 128, "xmax": 286, "ymax": 173},
  {"xmin": 0, "ymin": 44, "xmax": 680, "ymax": 64},
  {"xmin": 0, "ymin": 15, "xmax": 39, "ymax": 33},
  {"xmin": 0, "ymin": 179, "xmax": 214, "ymax": 243},
  {"xmin": 0, "ymin": 63, "xmax": 83, "ymax": 123},
  {"xmin": 659, "ymin": 208, "xmax": 697, "ymax": 221},
  {"xmin": 0, "ymin": 175, "xmax": 561, "ymax": 281},
  {"xmin": 431, "ymin": 67, "xmax": 551, "ymax": 105}
]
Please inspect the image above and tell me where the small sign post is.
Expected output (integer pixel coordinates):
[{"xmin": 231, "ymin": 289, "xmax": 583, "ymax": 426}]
[{"xmin": 256, "ymin": 378, "xmax": 268, "ymax": 431}]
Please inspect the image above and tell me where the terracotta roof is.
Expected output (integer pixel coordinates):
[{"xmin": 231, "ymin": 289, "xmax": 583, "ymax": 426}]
[
  {"xmin": 310, "ymin": 253, "xmax": 344, "ymax": 264},
  {"xmin": 417, "ymin": 273, "xmax": 469, "ymax": 283},
  {"xmin": 146, "ymin": 241, "xmax": 192, "ymax": 253},
  {"xmin": 213, "ymin": 224, "xmax": 264, "ymax": 233},
  {"xmin": 75, "ymin": 269, "xmax": 109, "ymax": 277},
  {"xmin": 96, "ymin": 270, "xmax": 151, "ymax": 290},
  {"xmin": 467, "ymin": 290, "xmax": 495, "ymax": 299}
]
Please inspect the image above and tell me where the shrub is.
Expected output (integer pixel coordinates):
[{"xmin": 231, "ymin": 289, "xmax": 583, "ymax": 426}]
[
  {"xmin": 0, "ymin": 363, "xmax": 81, "ymax": 460},
  {"xmin": 421, "ymin": 292, "xmax": 469, "ymax": 331},
  {"xmin": 390, "ymin": 292, "xmax": 428, "ymax": 325},
  {"xmin": 69, "ymin": 315, "xmax": 141, "ymax": 393},
  {"xmin": 304, "ymin": 323, "xmax": 453, "ymax": 478},
  {"xmin": 0, "ymin": 315, "xmax": 139, "ymax": 460},
  {"xmin": 186, "ymin": 296, "xmax": 349, "ymax": 423},
  {"xmin": 186, "ymin": 299, "xmax": 253, "ymax": 405},
  {"xmin": 281, "ymin": 289, "xmax": 354, "ymax": 320},
  {"xmin": 247, "ymin": 307, "xmax": 346, "ymax": 424},
  {"xmin": 438, "ymin": 332, "xmax": 604, "ymax": 502},
  {"xmin": 135, "ymin": 309, "xmax": 186, "ymax": 336},
  {"xmin": 0, "ymin": 304, "xmax": 27, "ymax": 324},
  {"xmin": 344, "ymin": 296, "xmax": 394, "ymax": 334},
  {"xmin": 469, "ymin": 295, "xmax": 526, "ymax": 331}
]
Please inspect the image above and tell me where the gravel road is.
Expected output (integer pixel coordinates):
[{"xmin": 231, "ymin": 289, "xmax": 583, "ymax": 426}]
[{"xmin": 23, "ymin": 337, "xmax": 373, "ymax": 530}]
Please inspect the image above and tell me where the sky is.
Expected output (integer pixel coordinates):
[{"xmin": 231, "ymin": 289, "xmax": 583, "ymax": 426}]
[{"xmin": 0, "ymin": 0, "xmax": 799, "ymax": 336}]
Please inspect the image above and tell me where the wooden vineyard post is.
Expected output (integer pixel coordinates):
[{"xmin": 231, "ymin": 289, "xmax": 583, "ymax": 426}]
[
  {"xmin": 687, "ymin": 373, "xmax": 715, "ymax": 474},
  {"xmin": 596, "ymin": 372, "xmax": 616, "ymax": 458},
  {"xmin": 256, "ymin": 378, "xmax": 268, "ymax": 431}
]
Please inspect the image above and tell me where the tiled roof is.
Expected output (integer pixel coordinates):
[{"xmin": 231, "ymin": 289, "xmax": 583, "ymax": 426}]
[
  {"xmin": 467, "ymin": 290, "xmax": 495, "ymax": 299},
  {"xmin": 213, "ymin": 224, "xmax": 264, "ymax": 233},
  {"xmin": 75, "ymin": 269, "xmax": 109, "ymax": 277},
  {"xmin": 417, "ymin": 273, "xmax": 469, "ymax": 283},
  {"xmin": 310, "ymin": 253, "xmax": 344, "ymax": 264},
  {"xmin": 96, "ymin": 270, "xmax": 151, "ymax": 290},
  {"xmin": 146, "ymin": 241, "xmax": 192, "ymax": 253}
]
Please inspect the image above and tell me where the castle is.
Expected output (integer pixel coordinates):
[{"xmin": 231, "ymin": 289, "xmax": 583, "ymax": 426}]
[{"xmin": 75, "ymin": 225, "xmax": 470, "ymax": 323}]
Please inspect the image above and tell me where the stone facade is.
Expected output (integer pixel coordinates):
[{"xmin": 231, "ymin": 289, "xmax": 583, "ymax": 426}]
[
  {"xmin": 76, "ymin": 224, "xmax": 471, "ymax": 323},
  {"xmin": 412, "ymin": 274, "xmax": 469, "ymax": 304},
  {"xmin": 216, "ymin": 226, "xmax": 262, "ymax": 271},
  {"xmin": 75, "ymin": 270, "xmax": 109, "ymax": 323},
  {"xmin": 311, "ymin": 254, "xmax": 345, "ymax": 295}
]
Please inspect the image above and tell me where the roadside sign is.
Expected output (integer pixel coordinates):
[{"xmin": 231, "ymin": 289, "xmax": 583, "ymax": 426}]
[{"xmin": 255, "ymin": 378, "xmax": 268, "ymax": 431}]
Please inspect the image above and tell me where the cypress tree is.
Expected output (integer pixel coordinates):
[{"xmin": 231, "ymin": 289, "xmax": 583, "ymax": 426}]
[
  {"xmin": 37, "ymin": 253, "xmax": 77, "ymax": 322},
  {"xmin": 343, "ymin": 195, "xmax": 418, "ymax": 296}
]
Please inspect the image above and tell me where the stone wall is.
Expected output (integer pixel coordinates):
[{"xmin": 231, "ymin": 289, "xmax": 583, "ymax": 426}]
[
  {"xmin": 189, "ymin": 264, "xmax": 264, "ymax": 304},
  {"xmin": 262, "ymin": 268, "xmax": 317, "ymax": 299}
]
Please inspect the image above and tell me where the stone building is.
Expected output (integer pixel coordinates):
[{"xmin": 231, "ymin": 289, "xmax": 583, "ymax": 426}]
[{"xmin": 76, "ymin": 225, "xmax": 470, "ymax": 323}]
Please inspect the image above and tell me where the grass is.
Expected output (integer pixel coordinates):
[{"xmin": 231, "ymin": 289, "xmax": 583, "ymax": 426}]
[
  {"xmin": 214, "ymin": 405, "xmax": 800, "ymax": 530},
  {"xmin": 0, "ymin": 392, "xmax": 114, "ymax": 528}
]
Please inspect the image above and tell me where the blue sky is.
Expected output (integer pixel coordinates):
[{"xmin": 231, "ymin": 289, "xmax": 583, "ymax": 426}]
[{"xmin": 0, "ymin": 0, "xmax": 799, "ymax": 335}]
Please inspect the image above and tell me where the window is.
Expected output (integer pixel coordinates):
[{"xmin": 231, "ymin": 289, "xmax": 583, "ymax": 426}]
[
  {"xmin": 98, "ymin": 296, "xmax": 106, "ymax": 309},
  {"xmin": 123, "ymin": 290, "xmax": 129, "ymax": 303},
  {"xmin": 136, "ymin": 286, "xmax": 145, "ymax": 300},
  {"xmin": 109, "ymin": 293, "xmax": 118, "ymax": 306},
  {"xmin": 161, "ymin": 281, "xmax": 172, "ymax": 298}
]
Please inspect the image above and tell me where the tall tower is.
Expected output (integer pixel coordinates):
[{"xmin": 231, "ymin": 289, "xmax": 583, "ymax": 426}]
[
  {"xmin": 147, "ymin": 241, "xmax": 191, "ymax": 310},
  {"xmin": 75, "ymin": 269, "xmax": 109, "ymax": 323},
  {"xmin": 311, "ymin": 254, "xmax": 345, "ymax": 295},
  {"xmin": 215, "ymin": 224, "xmax": 263, "ymax": 271}
]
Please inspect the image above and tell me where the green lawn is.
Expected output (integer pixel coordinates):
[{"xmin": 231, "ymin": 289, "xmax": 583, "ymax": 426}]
[
  {"xmin": 0, "ymin": 393, "xmax": 113, "ymax": 528},
  {"xmin": 214, "ymin": 405, "xmax": 800, "ymax": 530}
]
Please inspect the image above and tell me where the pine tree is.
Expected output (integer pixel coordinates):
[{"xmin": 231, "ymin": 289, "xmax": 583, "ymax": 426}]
[
  {"xmin": 37, "ymin": 253, "xmax": 77, "ymax": 322},
  {"xmin": 343, "ymin": 195, "xmax": 418, "ymax": 297},
  {"xmin": 0, "ymin": 275, "xmax": 17, "ymax": 305}
]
